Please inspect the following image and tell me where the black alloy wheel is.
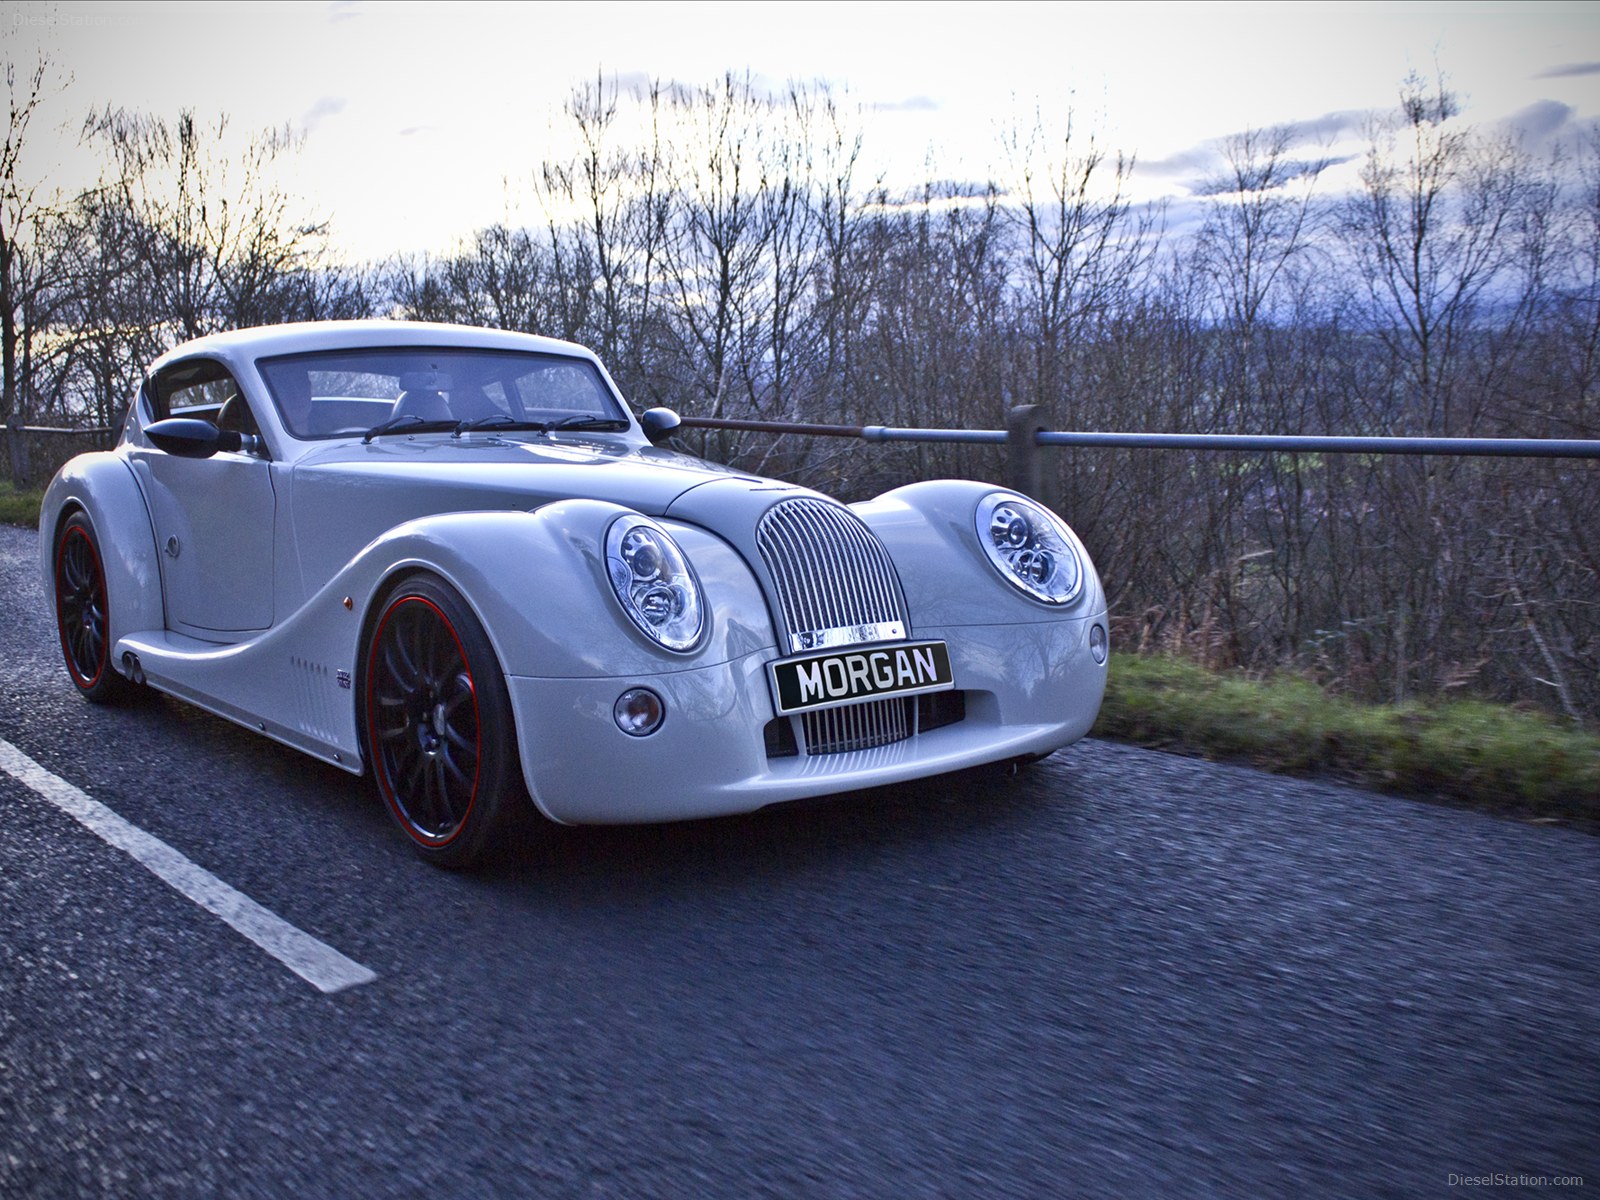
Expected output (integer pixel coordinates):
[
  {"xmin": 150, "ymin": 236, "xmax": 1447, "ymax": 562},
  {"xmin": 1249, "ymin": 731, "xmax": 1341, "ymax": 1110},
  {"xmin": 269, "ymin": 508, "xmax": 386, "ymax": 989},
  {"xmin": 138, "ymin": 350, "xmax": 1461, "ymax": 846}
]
[
  {"xmin": 364, "ymin": 576, "xmax": 521, "ymax": 867},
  {"xmin": 54, "ymin": 513, "xmax": 130, "ymax": 703}
]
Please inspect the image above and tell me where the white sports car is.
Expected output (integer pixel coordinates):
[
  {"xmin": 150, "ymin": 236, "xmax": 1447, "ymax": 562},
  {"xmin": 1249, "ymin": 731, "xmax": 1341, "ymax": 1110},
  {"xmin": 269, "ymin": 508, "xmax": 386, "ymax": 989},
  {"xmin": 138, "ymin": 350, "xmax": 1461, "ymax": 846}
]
[{"xmin": 41, "ymin": 322, "xmax": 1108, "ymax": 866}]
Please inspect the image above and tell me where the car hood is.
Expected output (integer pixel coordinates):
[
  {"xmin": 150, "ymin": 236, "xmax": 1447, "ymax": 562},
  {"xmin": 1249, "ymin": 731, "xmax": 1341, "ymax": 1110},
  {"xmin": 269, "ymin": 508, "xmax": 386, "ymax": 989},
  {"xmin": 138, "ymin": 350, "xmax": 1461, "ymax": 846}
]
[
  {"xmin": 288, "ymin": 434, "xmax": 767, "ymax": 594},
  {"xmin": 283, "ymin": 432, "xmax": 838, "ymax": 601},
  {"xmin": 294, "ymin": 434, "xmax": 753, "ymax": 511}
]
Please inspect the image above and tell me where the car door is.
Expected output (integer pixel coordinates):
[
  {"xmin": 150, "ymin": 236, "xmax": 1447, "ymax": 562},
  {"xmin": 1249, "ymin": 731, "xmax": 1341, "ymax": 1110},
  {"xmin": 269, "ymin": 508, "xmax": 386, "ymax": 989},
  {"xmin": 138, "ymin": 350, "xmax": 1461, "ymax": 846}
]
[{"xmin": 129, "ymin": 358, "xmax": 277, "ymax": 635}]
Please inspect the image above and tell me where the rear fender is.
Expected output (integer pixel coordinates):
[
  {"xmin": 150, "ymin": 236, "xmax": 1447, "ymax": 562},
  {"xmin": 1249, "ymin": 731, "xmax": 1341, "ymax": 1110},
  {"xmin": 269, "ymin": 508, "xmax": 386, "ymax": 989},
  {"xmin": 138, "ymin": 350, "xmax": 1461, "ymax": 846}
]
[{"xmin": 40, "ymin": 454, "xmax": 165, "ymax": 659}]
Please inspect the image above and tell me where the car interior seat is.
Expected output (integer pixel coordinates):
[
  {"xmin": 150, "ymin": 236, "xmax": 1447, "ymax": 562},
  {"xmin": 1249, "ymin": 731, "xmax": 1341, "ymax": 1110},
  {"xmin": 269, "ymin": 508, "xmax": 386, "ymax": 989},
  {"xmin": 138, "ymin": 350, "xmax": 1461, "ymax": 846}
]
[{"xmin": 390, "ymin": 389, "xmax": 453, "ymax": 423}]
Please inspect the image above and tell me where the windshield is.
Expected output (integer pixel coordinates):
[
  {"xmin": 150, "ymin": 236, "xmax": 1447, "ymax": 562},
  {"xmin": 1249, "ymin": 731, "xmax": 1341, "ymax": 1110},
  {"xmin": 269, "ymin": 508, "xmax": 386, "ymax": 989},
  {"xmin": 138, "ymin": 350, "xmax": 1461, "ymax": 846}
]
[{"xmin": 255, "ymin": 346, "xmax": 629, "ymax": 440}]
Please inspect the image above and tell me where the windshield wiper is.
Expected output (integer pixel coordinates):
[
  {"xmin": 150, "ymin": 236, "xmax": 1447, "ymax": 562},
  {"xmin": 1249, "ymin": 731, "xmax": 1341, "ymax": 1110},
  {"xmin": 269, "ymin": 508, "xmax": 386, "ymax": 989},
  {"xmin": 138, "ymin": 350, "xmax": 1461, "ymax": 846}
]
[
  {"xmin": 362, "ymin": 414, "xmax": 460, "ymax": 443},
  {"xmin": 547, "ymin": 415, "xmax": 631, "ymax": 433},
  {"xmin": 452, "ymin": 414, "xmax": 551, "ymax": 438},
  {"xmin": 383, "ymin": 412, "xmax": 628, "ymax": 443}
]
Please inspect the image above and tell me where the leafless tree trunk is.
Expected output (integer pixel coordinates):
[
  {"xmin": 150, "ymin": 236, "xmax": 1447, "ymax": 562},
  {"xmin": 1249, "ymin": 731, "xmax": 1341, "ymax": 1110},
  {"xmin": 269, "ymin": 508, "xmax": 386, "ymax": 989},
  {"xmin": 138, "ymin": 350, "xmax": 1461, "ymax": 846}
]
[{"xmin": 0, "ymin": 57, "xmax": 53, "ymax": 483}]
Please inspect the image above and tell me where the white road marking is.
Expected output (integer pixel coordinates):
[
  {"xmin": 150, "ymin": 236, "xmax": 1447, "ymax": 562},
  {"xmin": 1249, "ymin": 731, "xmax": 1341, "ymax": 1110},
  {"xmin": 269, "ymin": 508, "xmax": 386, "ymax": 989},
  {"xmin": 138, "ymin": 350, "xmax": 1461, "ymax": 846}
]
[{"xmin": 0, "ymin": 736, "xmax": 377, "ymax": 994}]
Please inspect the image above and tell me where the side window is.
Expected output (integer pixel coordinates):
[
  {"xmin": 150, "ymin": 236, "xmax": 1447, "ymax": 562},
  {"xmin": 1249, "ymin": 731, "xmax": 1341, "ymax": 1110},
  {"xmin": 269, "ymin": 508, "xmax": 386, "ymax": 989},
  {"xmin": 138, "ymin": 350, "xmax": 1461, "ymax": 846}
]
[
  {"xmin": 155, "ymin": 360, "xmax": 245, "ymax": 421},
  {"xmin": 151, "ymin": 358, "xmax": 264, "ymax": 444}
]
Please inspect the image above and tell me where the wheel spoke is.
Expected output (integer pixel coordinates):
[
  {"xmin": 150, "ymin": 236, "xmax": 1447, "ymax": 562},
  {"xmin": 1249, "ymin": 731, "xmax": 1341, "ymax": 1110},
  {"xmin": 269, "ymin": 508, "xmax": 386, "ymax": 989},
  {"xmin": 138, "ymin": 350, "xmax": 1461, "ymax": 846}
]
[
  {"xmin": 401, "ymin": 748, "xmax": 426, "ymax": 794},
  {"xmin": 428, "ymin": 619, "xmax": 452, "ymax": 684},
  {"xmin": 440, "ymin": 742, "xmax": 474, "ymax": 788},
  {"xmin": 61, "ymin": 543, "xmax": 88, "ymax": 592},
  {"xmin": 441, "ymin": 722, "xmax": 476, "ymax": 754},
  {"xmin": 382, "ymin": 637, "xmax": 418, "ymax": 690},
  {"xmin": 429, "ymin": 757, "xmax": 456, "ymax": 830},
  {"xmin": 57, "ymin": 528, "xmax": 109, "ymax": 685},
  {"xmin": 430, "ymin": 759, "xmax": 453, "ymax": 821},
  {"xmin": 370, "ymin": 592, "xmax": 492, "ymax": 846}
]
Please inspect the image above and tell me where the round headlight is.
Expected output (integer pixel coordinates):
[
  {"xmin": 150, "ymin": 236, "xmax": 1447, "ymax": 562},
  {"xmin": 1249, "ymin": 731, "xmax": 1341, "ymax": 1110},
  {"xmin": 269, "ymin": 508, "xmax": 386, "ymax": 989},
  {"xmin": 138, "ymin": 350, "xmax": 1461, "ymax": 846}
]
[
  {"xmin": 605, "ymin": 515, "xmax": 704, "ymax": 652},
  {"xmin": 974, "ymin": 493, "xmax": 1085, "ymax": 605}
]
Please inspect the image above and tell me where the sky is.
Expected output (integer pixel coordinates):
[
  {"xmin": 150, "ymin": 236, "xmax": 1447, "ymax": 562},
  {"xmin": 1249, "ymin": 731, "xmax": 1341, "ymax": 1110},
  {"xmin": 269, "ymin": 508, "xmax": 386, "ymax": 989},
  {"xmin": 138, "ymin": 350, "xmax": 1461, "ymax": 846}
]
[{"xmin": 5, "ymin": 0, "xmax": 1600, "ymax": 262}]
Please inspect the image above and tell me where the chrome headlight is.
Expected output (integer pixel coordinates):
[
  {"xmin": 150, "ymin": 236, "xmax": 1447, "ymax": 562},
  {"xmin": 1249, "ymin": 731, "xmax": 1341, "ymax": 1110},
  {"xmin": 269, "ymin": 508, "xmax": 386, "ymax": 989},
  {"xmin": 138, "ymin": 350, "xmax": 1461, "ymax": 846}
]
[
  {"xmin": 975, "ymin": 492, "xmax": 1084, "ymax": 605},
  {"xmin": 605, "ymin": 515, "xmax": 704, "ymax": 652}
]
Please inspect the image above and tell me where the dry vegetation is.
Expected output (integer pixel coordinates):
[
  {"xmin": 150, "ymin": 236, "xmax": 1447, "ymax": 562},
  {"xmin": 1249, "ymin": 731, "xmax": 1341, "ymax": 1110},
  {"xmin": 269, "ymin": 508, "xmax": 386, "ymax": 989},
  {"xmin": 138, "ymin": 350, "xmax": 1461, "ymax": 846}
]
[{"xmin": 2, "ymin": 64, "xmax": 1597, "ymax": 727}]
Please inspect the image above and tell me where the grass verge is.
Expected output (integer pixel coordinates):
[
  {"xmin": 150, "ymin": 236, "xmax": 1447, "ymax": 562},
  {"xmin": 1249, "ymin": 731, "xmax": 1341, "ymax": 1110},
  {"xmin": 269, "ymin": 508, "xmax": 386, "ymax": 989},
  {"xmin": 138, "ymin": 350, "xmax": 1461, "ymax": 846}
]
[
  {"xmin": 0, "ymin": 479, "xmax": 43, "ymax": 528},
  {"xmin": 1094, "ymin": 653, "xmax": 1600, "ymax": 826}
]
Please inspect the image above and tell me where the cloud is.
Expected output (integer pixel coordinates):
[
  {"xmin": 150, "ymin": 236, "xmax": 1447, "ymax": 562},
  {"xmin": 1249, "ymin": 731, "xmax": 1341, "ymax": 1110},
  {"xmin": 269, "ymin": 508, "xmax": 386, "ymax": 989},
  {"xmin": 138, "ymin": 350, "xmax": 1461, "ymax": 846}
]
[
  {"xmin": 1536, "ymin": 62, "xmax": 1600, "ymax": 79},
  {"xmin": 1142, "ymin": 108, "xmax": 1375, "ymax": 191},
  {"xmin": 300, "ymin": 96, "xmax": 347, "ymax": 134},
  {"xmin": 608, "ymin": 74, "xmax": 729, "ymax": 106},
  {"xmin": 867, "ymin": 180, "xmax": 1005, "ymax": 213},
  {"xmin": 610, "ymin": 71, "xmax": 655, "ymax": 95},
  {"xmin": 1275, "ymin": 109, "xmax": 1377, "ymax": 146},
  {"xmin": 1148, "ymin": 110, "xmax": 1376, "ymax": 180},
  {"xmin": 327, "ymin": 0, "xmax": 362, "ymax": 20},
  {"xmin": 1184, "ymin": 154, "xmax": 1357, "ymax": 196},
  {"xmin": 1140, "ymin": 145, "xmax": 1220, "ymax": 180},
  {"xmin": 1157, "ymin": 194, "xmax": 1210, "ymax": 241},
  {"xmin": 1501, "ymin": 98, "xmax": 1576, "ymax": 142},
  {"xmin": 873, "ymin": 96, "xmax": 939, "ymax": 114}
]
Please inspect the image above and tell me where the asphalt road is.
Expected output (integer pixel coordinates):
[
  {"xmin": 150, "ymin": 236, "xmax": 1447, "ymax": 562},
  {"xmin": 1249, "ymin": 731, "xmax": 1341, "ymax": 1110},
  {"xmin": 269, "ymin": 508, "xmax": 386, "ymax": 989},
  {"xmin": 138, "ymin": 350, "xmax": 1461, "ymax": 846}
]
[{"xmin": 2, "ymin": 521, "xmax": 1596, "ymax": 1198}]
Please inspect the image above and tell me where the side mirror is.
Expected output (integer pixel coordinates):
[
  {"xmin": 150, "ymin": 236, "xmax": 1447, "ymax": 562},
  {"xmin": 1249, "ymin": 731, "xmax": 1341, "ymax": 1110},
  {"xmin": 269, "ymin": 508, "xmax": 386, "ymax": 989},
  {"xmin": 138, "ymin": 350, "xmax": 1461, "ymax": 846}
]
[
  {"xmin": 639, "ymin": 407, "xmax": 682, "ymax": 446},
  {"xmin": 146, "ymin": 417, "xmax": 259, "ymax": 459}
]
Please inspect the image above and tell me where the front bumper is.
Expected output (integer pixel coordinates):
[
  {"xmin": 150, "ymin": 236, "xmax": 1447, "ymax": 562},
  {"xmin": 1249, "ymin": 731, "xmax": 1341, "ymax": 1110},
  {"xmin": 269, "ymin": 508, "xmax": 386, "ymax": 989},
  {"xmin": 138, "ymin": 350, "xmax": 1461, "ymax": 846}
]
[{"xmin": 507, "ymin": 614, "xmax": 1108, "ymax": 824}]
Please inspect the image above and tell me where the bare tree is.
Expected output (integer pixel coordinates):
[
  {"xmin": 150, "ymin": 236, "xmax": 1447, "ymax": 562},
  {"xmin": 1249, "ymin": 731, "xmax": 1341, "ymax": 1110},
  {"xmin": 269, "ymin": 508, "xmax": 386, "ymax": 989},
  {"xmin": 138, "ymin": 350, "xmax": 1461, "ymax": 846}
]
[
  {"xmin": 1189, "ymin": 127, "xmax": 1333, "ymax": 662},
  {"xmin": 656, "ymin": 75, "xmax": 774, "ymax": 422},
  {"xmin": 1003, "ymin": 108, "xmax": 1148, "ymax": 427},
  {"xmin": 1345, "ymin": 75, "xmax": 1522, "ymax": 436},
  {"xmin": 0, "ymin": 56, "xmax": 57, "ymax": 481},
  {"xmin": 536, "ymin": 74, "xmax": 672, "ymax": 377},
  {"xmin": 1338, "ymin": 76, "xmax": 1552, "ymax": 700},
  {"xmin": 86, "ymin": 107, "xmax": 342, "ymax": 344}
]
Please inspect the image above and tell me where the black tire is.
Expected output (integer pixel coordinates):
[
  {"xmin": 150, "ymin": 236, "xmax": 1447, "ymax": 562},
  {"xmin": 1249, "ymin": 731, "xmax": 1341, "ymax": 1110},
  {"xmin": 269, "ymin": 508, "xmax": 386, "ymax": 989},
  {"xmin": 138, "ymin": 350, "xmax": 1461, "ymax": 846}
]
[
  {"xmin": 53, "ymin": 512, "xmax": 132, "ymax": 704},
  {"xmin": 362, "ymin": 575, "xmax": 523, "ymax": 868}
]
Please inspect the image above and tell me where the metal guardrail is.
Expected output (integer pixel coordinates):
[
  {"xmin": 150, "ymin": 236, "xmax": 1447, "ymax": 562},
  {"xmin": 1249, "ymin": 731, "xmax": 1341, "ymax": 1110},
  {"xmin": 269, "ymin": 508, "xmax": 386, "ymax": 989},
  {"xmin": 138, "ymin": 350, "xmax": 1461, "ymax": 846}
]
[
  {"xmin": 11, "ymin": 416, "xmax": 1597, "ymax": 502},
  {"xmin": 12, "ymin": 425, "xmax": 117, "ymax": 436},
  {"xmin": 2, "ymin": 425, "xmax": 120, "ymax": 489},
  {"xmin": 17, "ymin": 417, "xmax": 1598, "ymax": 457},
  {"xmin": 21, "ymin": 418, "xmax": 1596, "ymax": 458},
  {"xmin": 678, "ymin": 414, "xmax": 1600, "ymax": 457},
  {"xmin": 680, "ymin": 408, "xmax": 1600, "ymax": 500}
]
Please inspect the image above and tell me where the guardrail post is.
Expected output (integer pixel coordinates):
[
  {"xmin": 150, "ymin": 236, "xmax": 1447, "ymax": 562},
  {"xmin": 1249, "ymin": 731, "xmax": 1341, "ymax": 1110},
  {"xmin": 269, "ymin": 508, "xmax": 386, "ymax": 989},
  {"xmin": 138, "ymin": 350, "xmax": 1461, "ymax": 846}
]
[
  {"xmin": 1006, "ymin": 404, "xmax": 1046, "ymax": 502},
  {"xmin": 4, "ymin": 421, "xmax": 32, "ymax": 489}
]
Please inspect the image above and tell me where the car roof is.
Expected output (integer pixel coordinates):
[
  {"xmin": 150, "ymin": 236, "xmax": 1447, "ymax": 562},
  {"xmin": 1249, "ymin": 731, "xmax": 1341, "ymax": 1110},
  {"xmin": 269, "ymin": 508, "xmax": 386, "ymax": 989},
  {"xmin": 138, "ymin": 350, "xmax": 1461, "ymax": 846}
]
[{"xmin": 146, "ymin": 321, "xmax": 597, "ymax": 376}]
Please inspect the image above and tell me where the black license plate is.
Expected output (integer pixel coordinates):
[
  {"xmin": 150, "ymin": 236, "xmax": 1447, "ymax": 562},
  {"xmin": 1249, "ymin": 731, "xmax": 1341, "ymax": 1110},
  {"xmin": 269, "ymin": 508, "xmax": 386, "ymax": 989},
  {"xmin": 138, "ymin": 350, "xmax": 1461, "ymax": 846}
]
[{"xmin": 768, "ymin": 641, "xmax": 954, "ymax": 716}]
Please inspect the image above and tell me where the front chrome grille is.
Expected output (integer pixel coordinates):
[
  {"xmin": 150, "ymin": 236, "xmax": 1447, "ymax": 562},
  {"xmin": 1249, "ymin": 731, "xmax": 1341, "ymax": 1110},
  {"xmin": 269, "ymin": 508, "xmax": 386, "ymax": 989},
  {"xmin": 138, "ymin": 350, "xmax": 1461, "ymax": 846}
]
[
  {"xmin": 801, "ymin": 697, "xmax": 914, "ymax": 755},
  {"xmin": 755, "ymin": 498, "xmax": 909, "ymax": 653},
  {"xmin": 766, "ymin": 691, "xmax": 968, "ymax": 760}
]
